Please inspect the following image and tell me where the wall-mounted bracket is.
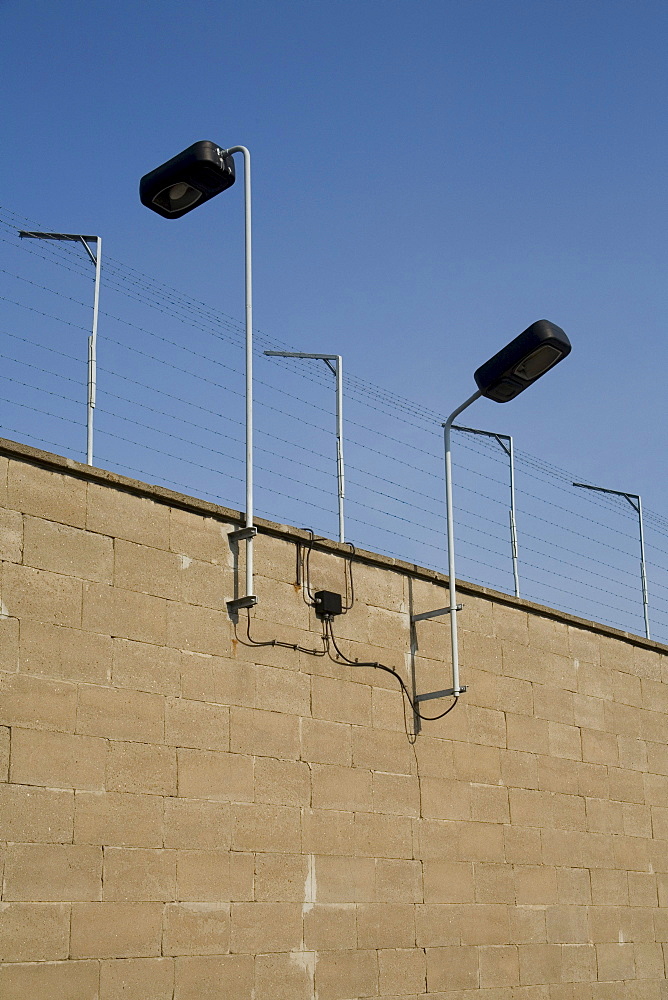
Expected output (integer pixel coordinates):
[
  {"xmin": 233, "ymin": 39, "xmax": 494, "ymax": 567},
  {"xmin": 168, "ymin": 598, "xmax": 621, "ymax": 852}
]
[
  {"xmin": 227, "ymin": 594, "xmax": 258, "ymax": 612},
  {"xmin": 410, "ymin": 604, "xmax": 462, "ymax": 624},
  {"xmin": 228, "ymin": 526, "xmax": 258, "ymax": 542},
  {"xmin": 416, "ymin": 685, "xmax": 467, "ymax": 703}
]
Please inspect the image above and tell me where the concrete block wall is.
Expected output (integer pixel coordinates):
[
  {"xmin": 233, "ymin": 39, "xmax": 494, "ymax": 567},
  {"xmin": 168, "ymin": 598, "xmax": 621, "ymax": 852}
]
[{"xmin": 1, "ymin": 437, "xmax": 668, "ymax": 999}]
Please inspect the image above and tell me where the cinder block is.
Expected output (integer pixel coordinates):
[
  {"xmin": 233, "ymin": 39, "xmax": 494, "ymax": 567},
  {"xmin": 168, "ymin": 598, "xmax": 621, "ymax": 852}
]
[
  {"xmin": 163, "ymin": 798, "xmax": 231, "ymax": 850},
  {"xmin": 0, "ymin": 959, "xmax": 99, "ymax": 1000},
  {"xmin": 313, "ymin": 854, "xmax": 375, "ymax": 903},
  {"xmin": 302, "ymin": 808, "xmax": 355, "ymax": 857},
  {"xmin": 100, "ymin": 958, "xmax": 175, "ymax": 1000},
  {"xmin": 420, "ymin": 776, "xmax": 471, "ymax": 821},
  {"xmin": 10, "ymin": 728, "xmax": 106, "ymax": 790},
  {"xmin": 478, "ymin": 944, "xmax": 520, "ymax": 987},
  {"xmin": 230, "ymin": 706, "xmax": 300, "ymax": 759},
  {"xmin": 301, "ymin": 717, "xmax": 352, "ymax": 766},
  {"xmin": 510, "ymin": 905, "xmax": 547, "ymax": 944},
  {"xmin": 252, "ymin": 575, "xmax": 311, "ymax": 631},
  {"xmin": 374, "ymin": 858, "xmax": 423, "ymax": 903},
  {"xmin": 453, "ymin": 741, "xmax": 501, "ymax": 785},
  {"xmin": 0, "ymin": 507, "xmax": 22, "ymax": 561},
  {"xmin": 253, "ymin": 661, "xmax": 311, "ymax": 716},
  {"xmin": 568, "ymin": 625, "xmax": 601, "ymax": 664},
  {"xmin": 166, "ymin": 697, "xmax": 230, "ymax": 751},
  {"xmin": 595, "ymin": 942, "xmax": 635, "ymax": 981},
  {"xmin": 75, "ymin": 790, "xmax": 163, "ymax": 848},
  {"xmin": 254, "ymin": 951, "xmax": 316, "ymax": 1000},
  {"xmin": 113, "ymin": 637, "xmax": 181, "ymax": 695},
  {"xmin": 561, "ymin": 943, "xmax": 597, "ymax": 983},
  {"xmin": 0, "ymin": 902, "xmax": 70, "ymax": 961},
  {"xmin": 87, "ymin": 481, "xmax": 170, "ymax": 546},
  {"xmin": 378, "ymin": 947, "xmax": 426, "ymax": 995},
  {"xmin": 354, "ymin": 812, "xmax": 413, "ymax": 859},
  {"xmin": 177, "ymin": 849, "xmax": 253, "ymax": 902},
  {"xmin": 534, "ymin": 685, "xmax": 574, "ymax": 725},
  {"xmin": 459, "ymin": 902, "xmax": 511, "ymax": 945},
  {"xmin": 357, "ymin": 901, "xmax": 416, "ymax": 949},
  {"xmin": 515, "ymin": 865, "xmax": 558, "ymax": 905},
  {"xmin": 231, "ymin": 802, "xmax": 301, "ymax": 854},
  {"xmin": 0, "ymin": 616, "xmax": 18, "ymax": 671},
  {"xmin": 507, "ymin": 713, "xmax": 549, "ymax": 754},
  {"xmin": 311, "ymin": 674, "xmax": 372, "ymax": 726},
  {"xmin": 458, "ymin": 820, "xmax": 505, "ymax": 863},
  {"xmin": 172, "ymin": 552, "xmax": 232, "ymax": 610},
  {"xmin": 71, "ymin": 901, "xmax": 163, "ymax": 958},
  {"xmin": 501, "ymin": 749, "xmax": 539, "ymax": 789},
  {"xmin": 352, "ymin": 726, "xmax": 415, "ymax": 775},
  {"xmin": 230, "ymin": 901, "xmax": 303, "ymax": 952},
  {"xmin": 3, "ymin": 843, "xmax": 102, "ymax": 901},
  {"xmin": 471, "ymin": 783, "xmax": 510, "ymax": 824},
  {"xmin": 254, "ymin": 756, "xmax": 311, "ymax": 806},
  {"xmin": 8, "ymin": 460, "xmax": 87, "ymax": 527},
  {"xmin": 303, "ymin": 903, "xmax": 357, "ymax": 950},
  {"xmin": 177, "ymin": 749, "xmax": 253, "ymax": 802},
  {"xmin": 425, "ymin": 945, "xmax": 478, "ymax": 990},
  {"xmin": 20, "ymin": 620, "xmax": 111, "ymax": 684},
  {"xmin": 77, "ymin": 684, "xmax": 164, "ymax": 743},
  {"xmin": 312, "ymin": 762, "xmax": 373, "ymax": 812},
  {"xmin": 103, "ymin": 847, "xmax": 176, "ymax": 901},
  {"xmin": 106, "ymin": 741, "xmax": 176, "ymax": 796},
  {"xmin": 612, "ymin": 669, "xmax": 643, "ymax": 707},
  {"xmin": 163, "ymin": 902, "xmax": 230, "ymax": 955},
  {"xmin": 573, "ymin": 692, "xmax": 606, "ymax": 731},
  {"xmin": 0, "ymin": 671, "xmax": 78, "ymax": 732},
  {"xmin": 372, "ymin": 771, "xmax": 420, "ymax": 818},
  {"xmin": 3, "ymin": 561, "xmax": 82, "ymax": 627},
  {"xmin": 315, "ymin": 948, "xmax": 379, "ymax": 999},
  {"xmin": 556, "ymin": 866, "xmax": 591, "ymax": 905},
  {"xmin": 114, "ymin": 538, "xmax": 182, "ymax": 600},
  {"xmin": 254, "ymin": 852, "xmax": 309, "ymax": 901},
  {"xmin": 173, "ymin": 955, "xmax": 254, "ymax": 1000},
  {"xmin": 423, "ymin": 861, "xmax": 474, "ymax": 904},
  {"xmin": 518, "ymin": 943, "xmax": 563, "ymax": 985},
  {"xmin": 0, "ymin": 725, "xmax": 8, "ymax": 780},
  {"xmin": 0, "ymin": 782, "xmax": 73, "ymax": 842},
  {"xmin": 83, "ymin": 581, "xmax": 167, "ymax": 645},
  {"xmin": 23, "ymin": 515, "xmax": 113, "ymax": 582},
  {"xmin": 546, "ymin": 905, "xmax": 589, "ymax": 943},
  {"xmin": 577, "ymin": 761, "xmax": 609, "ymax": 799},
  {"xmin": 504, "ymin": 826, "xmax": 542, "ymax": 865},
  {"xmin": 169, "ymin": 507, "xmax": 233, "ymax": 565},
  {"xmin": 474, "ymin": 863, "xmax": 515, "ymax": 904},
  {"xmin": 414, "ymin": 902, "xmax": 460, "ymax": 948},
  {"xmin": 582, "ymin": 728, "xmax": 619, "ymax": 766}
]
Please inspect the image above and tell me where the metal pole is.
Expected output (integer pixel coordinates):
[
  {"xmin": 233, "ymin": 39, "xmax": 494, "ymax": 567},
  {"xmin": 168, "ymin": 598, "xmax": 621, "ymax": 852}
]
[
  {"xmin": 227, "ymin": 146, "xmax": 255, "ymax": 600},
  {"xmin": 637, "ymin": 495, "xmax": 651, "ymax": 640},
  {"xmin": 87, "ymin": 237, "xmax": 101, "ymax": 466},
  {"xmin": 453, "ymin": 424, "xmax": 520, "ymax": 598},
  {"xmin": 263, "ymin": 350, "xmax": 345, "ymax": 543},
  {"xmin": 18, "ymin": 231, "xmax": 101, "ymax": 465},
  {"xmin": 573, "ymin": 481, "xmax": 650, "ymax": 640},
  {"xmin": 444, "ymin": 389, "xmax": 482, "ymax": 697},
  {"xmin": 508, "ymin": 435, "xmax": 520, "ymax": 598}
]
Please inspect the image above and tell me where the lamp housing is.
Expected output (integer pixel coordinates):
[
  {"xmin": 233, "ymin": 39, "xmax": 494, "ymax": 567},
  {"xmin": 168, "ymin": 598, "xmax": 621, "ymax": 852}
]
[
  {"xmin": 474, "ymin": 320, "xmax": 571, "ymax": 403},
  {"xmin": 139, "ymin": 141, "xmax": 235, "ymax": 219}
]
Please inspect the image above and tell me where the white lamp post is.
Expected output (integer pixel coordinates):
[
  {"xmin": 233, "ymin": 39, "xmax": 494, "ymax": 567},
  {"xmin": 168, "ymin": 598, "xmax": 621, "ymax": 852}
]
[
  {"xmin": 413, "ymin": 320, "xmax": 571, "ymax": 703},
  {"xmin": 140, "ymin": 141, "xmax": 257, "ymax": 611},
  {"xmin": 18, "ymin": 230, "xmax": 101, "ymax": 465}
]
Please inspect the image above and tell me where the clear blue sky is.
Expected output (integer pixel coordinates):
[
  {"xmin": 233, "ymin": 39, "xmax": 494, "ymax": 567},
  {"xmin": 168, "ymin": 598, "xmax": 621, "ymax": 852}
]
[{"xmin": 2, "ymin": 0, "xmax": 667, "ymax": 638}]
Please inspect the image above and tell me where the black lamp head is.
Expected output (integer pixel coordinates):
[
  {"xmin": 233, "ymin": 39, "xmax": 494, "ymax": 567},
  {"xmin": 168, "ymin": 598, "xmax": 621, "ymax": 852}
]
[
  {"xmin": 139, "ymin": 141, "xmax": 235, "ymax": 219},
  {"xmin": 474, "ymin": 320, "xmax": 571, "ymax": 403}
]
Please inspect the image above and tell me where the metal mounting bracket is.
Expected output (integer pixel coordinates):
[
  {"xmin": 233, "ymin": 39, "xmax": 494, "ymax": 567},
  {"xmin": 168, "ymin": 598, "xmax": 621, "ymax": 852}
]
[
  {"xmin": 415, "ymin": 685, "xmax": 467, "ymax": 703},
  {"xmin": 228, "ymin": 526, "xmax": 258, "ymax": 542},
  {"xmin": 410, "ymin": 604, "xmax": 462, "ymax": 623},
  {"xmin": 227, "ymin": 594, "xmax": 258, "ymax": 613}
]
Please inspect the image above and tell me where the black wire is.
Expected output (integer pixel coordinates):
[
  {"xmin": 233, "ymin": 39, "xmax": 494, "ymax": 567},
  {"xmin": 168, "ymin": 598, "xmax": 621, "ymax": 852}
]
[
  {"xmin": 325, "ymin": 619, "xmax": 459, "ymax": 722},
  {"xmin": 233, "ymin": 609, "xmax": 329, "ymax": 656}
]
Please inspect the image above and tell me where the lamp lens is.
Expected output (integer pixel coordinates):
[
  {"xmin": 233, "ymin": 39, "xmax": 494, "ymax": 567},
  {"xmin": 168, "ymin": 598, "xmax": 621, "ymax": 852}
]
[
  {"xmin": 513, "ymin": 344, "xmax": 562, "ymax": 382},
  {"xmin": 152, "ymin": 183, "xmax": 203, "ymax": 214}
]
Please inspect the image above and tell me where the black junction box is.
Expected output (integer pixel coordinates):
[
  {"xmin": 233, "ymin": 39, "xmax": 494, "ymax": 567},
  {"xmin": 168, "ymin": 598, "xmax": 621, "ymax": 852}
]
[{"xmin": 314, "ymin": 591, "xmax": 343, "ymax": 618}]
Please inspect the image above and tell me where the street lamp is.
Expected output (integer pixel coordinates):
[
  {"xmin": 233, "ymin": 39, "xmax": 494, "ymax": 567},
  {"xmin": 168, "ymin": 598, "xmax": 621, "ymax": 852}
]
[
  {"xmin": 18, "ymin": 231, "xmax": 101, "ymax": 466},
  {"xmin": 452, "ymin": 425, "xmax": 520, "ymax": 598},
  {"xmin": 573, "ymin": 482, "xmax": 650, "ymax": 640},
  {"xmin": 140, "ymin": 141, "xmax": 257, "ymax": 611},
  {"xmin": 264, "ymin": 351, "xmax": 346, "ymax": 543},
  {"xmin": 412, "ymin": 320, "xmax": 571, "ymax": 703}
]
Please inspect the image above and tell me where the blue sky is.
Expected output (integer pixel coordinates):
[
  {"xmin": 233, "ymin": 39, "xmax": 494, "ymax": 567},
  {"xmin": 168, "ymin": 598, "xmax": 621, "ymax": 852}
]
[{"xmin": 1, "ymin": 0, "xmax": 667, "ymax": 639}]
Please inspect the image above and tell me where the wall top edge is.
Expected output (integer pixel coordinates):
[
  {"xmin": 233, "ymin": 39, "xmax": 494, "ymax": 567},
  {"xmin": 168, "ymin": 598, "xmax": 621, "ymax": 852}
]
[{"xmin": 2, "ymin": 435, "xmax": 665, "ymax": 655}]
